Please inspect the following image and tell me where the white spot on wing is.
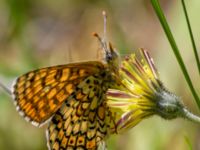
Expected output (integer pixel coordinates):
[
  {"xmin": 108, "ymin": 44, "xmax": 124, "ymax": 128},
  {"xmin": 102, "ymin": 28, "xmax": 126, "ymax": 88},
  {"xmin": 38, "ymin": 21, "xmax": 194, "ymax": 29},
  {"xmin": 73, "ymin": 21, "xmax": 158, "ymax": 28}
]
[
  {"xmin": 11, "ymin": 77, "xmax": 18, "ymax": 102},
  {"xmin": 25, "ymin": 116, "xmax": 30, "ymax": 122},
  {"xmin": 16, "ymin": 106, "xmax": 20, "ymax": 111},
  {"xmin": 19, "ymin": 111, "xmax": 25, "ymax": 116},
  {"xmin": 31, "ymin": 121, "xmax": 39, "ymax": 127}
]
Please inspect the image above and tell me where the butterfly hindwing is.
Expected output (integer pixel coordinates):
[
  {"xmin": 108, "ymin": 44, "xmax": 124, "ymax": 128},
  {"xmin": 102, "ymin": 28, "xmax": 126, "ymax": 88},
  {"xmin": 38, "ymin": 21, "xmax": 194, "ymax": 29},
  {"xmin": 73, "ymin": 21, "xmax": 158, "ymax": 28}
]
[
  {"xmin": 47, "ymin": 74, "xmax": 115, "ymax": 150},
  {"xmin": 12, "ymin": 61, "xmax": 105, "ymax": 126}
]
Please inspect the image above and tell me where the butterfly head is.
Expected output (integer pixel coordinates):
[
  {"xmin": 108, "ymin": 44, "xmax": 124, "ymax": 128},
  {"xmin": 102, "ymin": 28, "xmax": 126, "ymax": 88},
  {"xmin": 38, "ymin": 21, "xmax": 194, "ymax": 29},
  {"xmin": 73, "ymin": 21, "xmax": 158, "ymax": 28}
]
[{"xmin": 93, "ymin": 32, "xmax": 120, "ymax": 73}]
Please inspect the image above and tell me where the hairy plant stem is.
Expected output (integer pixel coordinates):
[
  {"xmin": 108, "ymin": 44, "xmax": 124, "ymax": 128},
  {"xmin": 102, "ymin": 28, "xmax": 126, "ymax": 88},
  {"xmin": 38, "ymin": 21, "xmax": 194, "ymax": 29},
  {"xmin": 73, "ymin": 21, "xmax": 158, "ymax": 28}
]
[{"xmin": 182, "ymin": 107, "xmax": 200, "ymax": 124}]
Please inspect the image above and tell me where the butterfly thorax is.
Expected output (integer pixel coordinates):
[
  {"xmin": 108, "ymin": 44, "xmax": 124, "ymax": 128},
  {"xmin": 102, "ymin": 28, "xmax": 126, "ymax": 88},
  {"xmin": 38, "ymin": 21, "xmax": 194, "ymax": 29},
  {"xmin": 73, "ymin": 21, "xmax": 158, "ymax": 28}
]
[{"xmin": 104, "ymin": 43, "xmax": 121, "ymax": 76}]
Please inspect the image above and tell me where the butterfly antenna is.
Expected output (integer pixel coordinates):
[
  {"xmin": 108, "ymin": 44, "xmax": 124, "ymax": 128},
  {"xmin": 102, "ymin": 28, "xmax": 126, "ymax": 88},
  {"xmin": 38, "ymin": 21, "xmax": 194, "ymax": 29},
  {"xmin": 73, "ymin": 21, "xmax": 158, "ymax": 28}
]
[
  {"xmin": 102, "ymin": 10, "xmax": 107, "ymax": 44},
  {"xmin": 93, "ymin": 32, "xmax": 108, "ymax": 52},
  {"xmin": 0, "ymin": 81, "xmax": 12, "ymax": 95},
  {"xmin": 92, "ymin": 11, "xmax": 109, "ymax": 53}
]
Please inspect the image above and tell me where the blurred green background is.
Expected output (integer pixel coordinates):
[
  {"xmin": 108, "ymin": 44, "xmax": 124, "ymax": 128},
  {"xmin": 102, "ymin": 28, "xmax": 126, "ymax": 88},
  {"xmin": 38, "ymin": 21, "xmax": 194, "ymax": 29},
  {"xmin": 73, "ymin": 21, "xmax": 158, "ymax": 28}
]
[{"xmin": 0, "ymin": 0, "xmax": 200, "ymax": 150}]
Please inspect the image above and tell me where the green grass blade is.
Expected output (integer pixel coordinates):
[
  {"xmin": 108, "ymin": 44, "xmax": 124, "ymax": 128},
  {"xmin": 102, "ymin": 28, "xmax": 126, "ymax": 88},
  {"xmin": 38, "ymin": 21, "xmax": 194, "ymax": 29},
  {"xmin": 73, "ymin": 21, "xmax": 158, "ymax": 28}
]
[
  {"xmin": 181, "ymin": 0, "xmax": 200, "ymax": 75},
  {"xmin": 184, "ymin": 135, "xmax": 193, "ymax": 150},
  {"xmin": 151, "ymin": 0, "xmax": 200, "ymax": 109}
]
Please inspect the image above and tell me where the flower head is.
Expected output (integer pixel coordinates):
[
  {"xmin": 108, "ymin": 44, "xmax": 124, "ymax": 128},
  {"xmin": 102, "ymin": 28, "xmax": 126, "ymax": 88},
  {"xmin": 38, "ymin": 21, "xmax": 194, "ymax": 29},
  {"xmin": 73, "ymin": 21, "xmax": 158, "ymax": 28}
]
[{"xmin": 107, "ymin": 49, "xmax": 184, "ymax": 133}]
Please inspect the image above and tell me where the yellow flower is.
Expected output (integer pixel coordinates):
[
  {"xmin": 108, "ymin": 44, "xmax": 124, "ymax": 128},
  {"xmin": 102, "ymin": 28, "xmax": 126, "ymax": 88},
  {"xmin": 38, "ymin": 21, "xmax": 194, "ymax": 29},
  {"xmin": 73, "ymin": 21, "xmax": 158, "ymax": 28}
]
[{"xmin": 107, "ymin": 49, "xmax": 185, "ymax": 133}]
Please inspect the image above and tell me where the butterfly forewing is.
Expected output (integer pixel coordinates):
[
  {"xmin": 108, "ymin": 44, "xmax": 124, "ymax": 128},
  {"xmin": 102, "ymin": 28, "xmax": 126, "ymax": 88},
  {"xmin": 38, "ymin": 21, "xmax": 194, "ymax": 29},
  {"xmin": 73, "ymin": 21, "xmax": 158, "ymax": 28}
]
[
  {"xmin": 47, "ymin": 74, "xmax": 116, "ymax": 150},
  {"xmin": 12, "ymin": 61, "xmax": 105, "ymax": 126}
]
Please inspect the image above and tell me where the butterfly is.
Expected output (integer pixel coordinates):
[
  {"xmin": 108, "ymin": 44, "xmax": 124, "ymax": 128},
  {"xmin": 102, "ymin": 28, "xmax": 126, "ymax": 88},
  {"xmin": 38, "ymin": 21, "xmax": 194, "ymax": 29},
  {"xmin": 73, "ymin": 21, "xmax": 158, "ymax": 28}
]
[{"xmin": 11, "ymin": 31, "xmax": 121, "ymax": 150}]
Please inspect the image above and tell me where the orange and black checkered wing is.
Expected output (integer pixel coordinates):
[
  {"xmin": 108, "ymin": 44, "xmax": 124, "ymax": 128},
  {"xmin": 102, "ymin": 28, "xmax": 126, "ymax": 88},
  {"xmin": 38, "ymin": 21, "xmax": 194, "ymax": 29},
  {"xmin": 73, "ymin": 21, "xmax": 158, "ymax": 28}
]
[
  {"xmin": 47, "ymin": 74, "xmax": 116, "ymax": 150},
  {"xmin": 12, "ymin": 61, "xmax": 105, "ymax": 126}
]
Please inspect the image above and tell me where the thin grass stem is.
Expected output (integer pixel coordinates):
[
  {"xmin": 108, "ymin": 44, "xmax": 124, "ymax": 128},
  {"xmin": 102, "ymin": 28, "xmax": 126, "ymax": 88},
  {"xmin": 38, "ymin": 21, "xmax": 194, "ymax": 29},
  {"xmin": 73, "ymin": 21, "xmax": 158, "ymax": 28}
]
[
  {"xmin": 181, "ymin": 0, "xmax": 200, "ymax": 75},
  {"xmin": 0, "ymin": 82, "xmax": 12, "ymax": 96},
  {"xmin": 151, "ymin": 0, "xmax": 200, "ymax": 109}
]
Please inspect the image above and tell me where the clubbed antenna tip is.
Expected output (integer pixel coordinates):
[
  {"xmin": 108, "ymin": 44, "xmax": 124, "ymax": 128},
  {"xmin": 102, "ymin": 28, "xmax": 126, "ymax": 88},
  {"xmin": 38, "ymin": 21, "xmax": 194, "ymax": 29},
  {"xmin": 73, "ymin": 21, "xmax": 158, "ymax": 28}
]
[
  {"xmin": 92, "ymin": 32, "xmax": 99, "ymax": 38},
  {"xmin": 102, "ymin": 10, "xmax": 107, "ymax": 42},
  {"xmin": 92, "ymin": 32, "xmax": 103, "ymax": 43},
  {"xmin": 102, "ymin": 10, "xmax": 107, "ymax": 18}
]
